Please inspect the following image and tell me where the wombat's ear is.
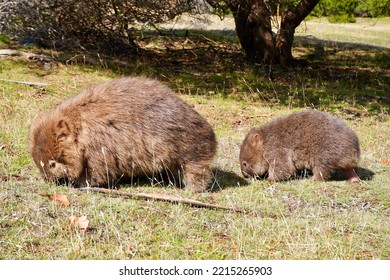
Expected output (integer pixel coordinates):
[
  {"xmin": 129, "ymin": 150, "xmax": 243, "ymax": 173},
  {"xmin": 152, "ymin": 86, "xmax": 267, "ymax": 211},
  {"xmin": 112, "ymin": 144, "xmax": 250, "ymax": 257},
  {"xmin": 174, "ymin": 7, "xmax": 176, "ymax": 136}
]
[
  {"xmin": 250, "ymin": 132, "xmax": 263, "ymax": 147},
  {"xmin": 56, "ymin": 119, "xmax": 71, "ymax": 141}
]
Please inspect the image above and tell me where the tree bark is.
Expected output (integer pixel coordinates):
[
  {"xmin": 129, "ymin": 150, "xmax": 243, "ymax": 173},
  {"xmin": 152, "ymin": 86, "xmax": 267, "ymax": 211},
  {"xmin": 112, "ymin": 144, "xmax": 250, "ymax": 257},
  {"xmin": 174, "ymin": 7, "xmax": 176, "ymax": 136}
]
[
  {"xmin": 229, "ymin": 0, "xmax": 275, "ymax": 64},
  {"xmin": 226, "ymin": 0, "xmax": 320, "ymax": 66},
  {"xmin": 276, "ymin": 0, "xmax": 320, "ymax": 66}
]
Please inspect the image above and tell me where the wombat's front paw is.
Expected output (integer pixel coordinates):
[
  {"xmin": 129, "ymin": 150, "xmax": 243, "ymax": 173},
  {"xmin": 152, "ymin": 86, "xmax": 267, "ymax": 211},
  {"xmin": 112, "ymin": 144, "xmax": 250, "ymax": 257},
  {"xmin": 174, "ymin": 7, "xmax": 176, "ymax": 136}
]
[
  {"xmin": 184, "ymin": 176, "xmax": 210, "ymax": 193},
  {"xmin": 343, "ymin": 168, "xmax": 360, "ymax": 183}
]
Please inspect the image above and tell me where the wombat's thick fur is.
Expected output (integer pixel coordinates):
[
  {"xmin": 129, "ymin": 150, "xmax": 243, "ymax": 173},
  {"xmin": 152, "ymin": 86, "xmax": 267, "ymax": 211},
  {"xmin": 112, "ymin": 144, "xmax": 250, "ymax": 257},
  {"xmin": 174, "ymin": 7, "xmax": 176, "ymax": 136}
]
[
  {"xmin": 239, "ymin": 110, "xmax": 360, "ymax": 182},
  {"xmin": 29, "ymin": 77, "xmax": 217, "ymax": 192}
]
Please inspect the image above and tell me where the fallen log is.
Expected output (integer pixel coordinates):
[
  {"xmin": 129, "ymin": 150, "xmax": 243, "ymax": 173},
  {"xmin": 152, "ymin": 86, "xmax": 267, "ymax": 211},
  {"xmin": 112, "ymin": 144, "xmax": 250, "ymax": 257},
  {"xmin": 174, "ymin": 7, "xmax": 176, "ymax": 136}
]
[{"xmin": 0, "ymin": 49, "xmax": 53, "ymax": 62}]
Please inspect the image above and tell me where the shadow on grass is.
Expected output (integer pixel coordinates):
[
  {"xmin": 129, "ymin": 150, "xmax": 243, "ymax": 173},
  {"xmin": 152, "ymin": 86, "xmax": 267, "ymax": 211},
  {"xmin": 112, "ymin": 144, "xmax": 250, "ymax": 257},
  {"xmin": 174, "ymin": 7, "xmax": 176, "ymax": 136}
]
[
  {"xmin": 50, "ymin": 165, "xmax": 374, "ymax": 191},
  {"xmin": 74, "ymin": 30, "xmax": 390, "ymax": 112},
  {"xmin": 65, "ymin": 167, "xmax": 249, "ymax": 193},
  {"xmin": 126, "ymin": 167, "xmax": 250, "ymax": 193},
  {"xmin": 209, "ymin": 168, "xmax": 249, "ymax": 192},
  {"xmin": 7, "ymin": 27, "xmax": 390, "ymax": 113},
  {"xmin": 248, "ymin": 167, "xmax": 375, "ymax": 183},
  {"xmin": 81, "ymin": 166, "xmax": 374, "ymax": 189},
  {"xmin": 330, "ymin": 167, "xmax": 375, "ymax": 181}
]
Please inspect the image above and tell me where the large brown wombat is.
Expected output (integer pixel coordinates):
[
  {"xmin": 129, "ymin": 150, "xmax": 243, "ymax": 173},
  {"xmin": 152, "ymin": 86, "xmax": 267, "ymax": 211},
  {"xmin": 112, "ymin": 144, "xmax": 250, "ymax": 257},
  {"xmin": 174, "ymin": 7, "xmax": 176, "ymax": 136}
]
[
  {"xmin": 29, "ymin": 77, "xmax": 217, "ymax": 192},
  {"xmin": 239, "ymin": 110, "xmax": 360, "ymax": 182}
]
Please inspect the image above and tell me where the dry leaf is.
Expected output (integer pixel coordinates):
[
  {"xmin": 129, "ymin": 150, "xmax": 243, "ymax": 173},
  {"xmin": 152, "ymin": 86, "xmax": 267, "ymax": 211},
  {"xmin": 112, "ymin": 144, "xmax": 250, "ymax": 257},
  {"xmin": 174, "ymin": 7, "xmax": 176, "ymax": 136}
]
[
  {"xmin": 125, "ymin": 244, "xmax": 135, "ymax": 256},
  {"xmin": 67, "ymin": 215, "xmax": 90, "ymax": 233},
  {"xmin": 39, "ymin": 193, "xmax": 70, "ymax": 206},
  {"xmin": 381, "ymin": 159, "xmax": 390, "ymax": 166}
]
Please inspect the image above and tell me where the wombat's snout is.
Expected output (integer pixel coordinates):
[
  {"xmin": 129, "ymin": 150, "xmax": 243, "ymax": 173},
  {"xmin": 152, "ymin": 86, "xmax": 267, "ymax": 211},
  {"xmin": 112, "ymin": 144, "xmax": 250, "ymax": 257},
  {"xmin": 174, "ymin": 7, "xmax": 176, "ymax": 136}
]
[{"xmin": 241, "ymin": 161, "xmax": 251, "ymax": 178}]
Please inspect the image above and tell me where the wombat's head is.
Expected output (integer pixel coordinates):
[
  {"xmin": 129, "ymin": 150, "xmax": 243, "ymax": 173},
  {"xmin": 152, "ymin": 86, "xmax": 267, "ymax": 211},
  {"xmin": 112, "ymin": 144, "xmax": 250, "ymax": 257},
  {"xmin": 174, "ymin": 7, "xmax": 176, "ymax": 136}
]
[
  {"xmin": 29, "ymin": 113, "xmax": 84, "ymax": 184},
  {"xmin": 239, "ymin": 128, "xmax": 268, "ymax": 178}
]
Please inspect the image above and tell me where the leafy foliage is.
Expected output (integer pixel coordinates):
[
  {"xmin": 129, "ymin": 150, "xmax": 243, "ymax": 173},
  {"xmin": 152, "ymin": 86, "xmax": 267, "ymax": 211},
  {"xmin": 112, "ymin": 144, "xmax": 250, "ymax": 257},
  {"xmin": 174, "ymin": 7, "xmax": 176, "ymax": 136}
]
[
  {"xmin": 312, "ymin": 0, "xmax": 358, "ymax": 22},
  {"xmin": 312, "ymin": 0, "xmax": 390, "ymax": 22},
  {"xmin": 355, "ymin": 0, "xmax": 390, "ymax": 17}
]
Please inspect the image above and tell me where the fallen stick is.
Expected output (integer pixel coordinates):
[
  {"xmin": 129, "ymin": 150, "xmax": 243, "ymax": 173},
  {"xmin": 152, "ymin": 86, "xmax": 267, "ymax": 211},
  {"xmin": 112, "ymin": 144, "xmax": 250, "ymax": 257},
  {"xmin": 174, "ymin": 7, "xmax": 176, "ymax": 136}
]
[
  {"xmin": 0, "ymin": 49, "xmax": 53, "ymax": 62},
  {"xmin": 0, "ymin": 78, "xmax": 50, "ymax": 87},
  {"xmin": 80, "ymin": 187, "xmax": 255, "ymax": 215}
]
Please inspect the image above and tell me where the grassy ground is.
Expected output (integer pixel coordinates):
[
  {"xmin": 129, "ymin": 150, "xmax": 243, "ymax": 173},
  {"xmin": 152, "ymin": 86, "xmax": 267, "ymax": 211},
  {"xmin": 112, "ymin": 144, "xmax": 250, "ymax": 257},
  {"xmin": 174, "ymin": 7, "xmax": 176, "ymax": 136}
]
[
  {"xmin": 0, "ymin": 17, "xmax": 389, "ymax": 260},
  {"xmin": 296, "ymin": 17, "xmax": 390, "ymax": 48}
]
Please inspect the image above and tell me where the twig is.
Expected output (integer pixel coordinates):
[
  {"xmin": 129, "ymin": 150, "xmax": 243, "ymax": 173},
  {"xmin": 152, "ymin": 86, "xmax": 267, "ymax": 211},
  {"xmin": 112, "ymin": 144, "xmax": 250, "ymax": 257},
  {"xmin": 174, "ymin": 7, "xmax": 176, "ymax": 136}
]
[
  {"xmin": 200, "ymin": 34, "xmax": 218, "ymax": 45},
  {"xmin": 80, "ymin": 187, "xmax": 254, "ymax": 215},
  {"xmin": 244, "ymin": 114, "xmax": 272, "ymax": 119},
  {"xmin": 0, "ymin": 78, "xmax": 49, "ymax": 87}
]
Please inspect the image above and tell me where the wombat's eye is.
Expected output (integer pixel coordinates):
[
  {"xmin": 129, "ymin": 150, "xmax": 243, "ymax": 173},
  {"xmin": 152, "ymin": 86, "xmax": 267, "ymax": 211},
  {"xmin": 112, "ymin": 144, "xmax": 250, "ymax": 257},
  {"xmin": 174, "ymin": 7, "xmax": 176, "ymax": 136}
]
[
  {"xmin": 49, "ymin": 160, "xmax": 56, "ymax": 169},
  {"xmin": 242, "ymin": 161, "xmax": 249, "ymax": 168}
]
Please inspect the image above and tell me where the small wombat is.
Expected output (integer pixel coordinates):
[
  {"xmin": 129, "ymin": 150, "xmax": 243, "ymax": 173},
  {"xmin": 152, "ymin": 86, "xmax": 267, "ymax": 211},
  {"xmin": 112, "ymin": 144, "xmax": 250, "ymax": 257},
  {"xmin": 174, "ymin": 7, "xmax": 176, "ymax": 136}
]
[
  {"xmin": 29, "ymin": 77, "xmax": 217, "ymax": 192},
  {"xmin": 239, "ymin": 110, "xmax": 360, "ymax": 182}
]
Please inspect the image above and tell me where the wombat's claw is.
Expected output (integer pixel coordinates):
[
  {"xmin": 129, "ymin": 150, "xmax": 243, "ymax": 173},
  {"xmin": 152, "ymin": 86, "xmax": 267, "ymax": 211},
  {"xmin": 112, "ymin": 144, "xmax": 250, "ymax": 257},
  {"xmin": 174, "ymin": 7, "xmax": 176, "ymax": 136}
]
[
  {"xmin": 348, "ymin": 176, "xmax": 360, "ymax": 183},
  {"xmin": 344, "ymin": 168, "xmax": 360, "ymax": 183}
]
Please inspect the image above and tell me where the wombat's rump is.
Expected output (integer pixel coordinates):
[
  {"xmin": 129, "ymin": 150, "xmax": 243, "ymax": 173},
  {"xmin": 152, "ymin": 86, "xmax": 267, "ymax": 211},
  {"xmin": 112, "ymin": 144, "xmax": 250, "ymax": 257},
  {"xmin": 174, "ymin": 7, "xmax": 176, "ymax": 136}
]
[
  {"xmin": 239, "ymin": 110, "xmax": 360, "ymax": 182},
  {"xmin": 29, "ymin": 77, "xmax": 217, "ymax": 192}
]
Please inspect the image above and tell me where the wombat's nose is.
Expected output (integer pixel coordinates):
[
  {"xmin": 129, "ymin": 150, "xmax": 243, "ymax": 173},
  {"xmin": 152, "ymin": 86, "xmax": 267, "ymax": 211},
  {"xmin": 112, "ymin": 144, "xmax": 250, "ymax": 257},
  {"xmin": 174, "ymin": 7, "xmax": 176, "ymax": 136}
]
[
  {"xmin": 49, "ymin": 160, "xmax": 56, "ymax": 169},
  {"xmin": 241, "ymin": 161, "xmax": 251, "ymax": 178}
]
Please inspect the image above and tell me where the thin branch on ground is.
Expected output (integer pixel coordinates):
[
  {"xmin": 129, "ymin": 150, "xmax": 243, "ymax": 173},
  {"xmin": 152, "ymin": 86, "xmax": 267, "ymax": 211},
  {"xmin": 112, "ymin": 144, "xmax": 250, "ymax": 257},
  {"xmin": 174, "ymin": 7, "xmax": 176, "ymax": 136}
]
[
  {"xmin": 0, "ymin": 79, "xmax": 50, "ymax": 87},
  {"xmin": 80, "ymin": 187, "xmax": 258, "ymax": 215}
]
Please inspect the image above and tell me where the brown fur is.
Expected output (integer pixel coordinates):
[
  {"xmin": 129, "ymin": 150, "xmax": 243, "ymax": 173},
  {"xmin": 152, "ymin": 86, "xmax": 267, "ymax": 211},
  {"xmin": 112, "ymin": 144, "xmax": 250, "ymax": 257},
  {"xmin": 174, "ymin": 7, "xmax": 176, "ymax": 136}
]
[
  {"xmin": 239, "ymin": 110, "xmax": 360, "ymax": 182},
  {"xmin": 29, "ymin": 77, "xmax": 217, "ymax": 192}
]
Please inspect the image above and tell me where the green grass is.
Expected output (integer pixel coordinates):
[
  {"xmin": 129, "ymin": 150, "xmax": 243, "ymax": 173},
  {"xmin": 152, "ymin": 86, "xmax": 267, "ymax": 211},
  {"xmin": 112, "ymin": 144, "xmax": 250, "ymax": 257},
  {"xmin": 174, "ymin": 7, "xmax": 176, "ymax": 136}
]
[
  {"xmin": 296, "ymin": 17, "xmax": 390, "ymax": 48},
  {"xmin": 0, "ymin": 18, "xmax": 389, "ymax": 260}
]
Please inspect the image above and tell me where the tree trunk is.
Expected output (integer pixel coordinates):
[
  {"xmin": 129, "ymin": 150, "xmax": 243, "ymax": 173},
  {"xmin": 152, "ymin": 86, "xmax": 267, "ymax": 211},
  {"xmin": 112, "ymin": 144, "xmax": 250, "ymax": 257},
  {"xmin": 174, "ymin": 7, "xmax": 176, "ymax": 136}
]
[
  {"xmin": 276, "ymin": 0, "xmax": 320, "ymax": 66},
  {"xmin": 276, "ymin": 19, "xmax": 295, "ymax": 66},
  {"xmin": 228, "ymin": 0, "xmax": 320, "ymax": 67},
  {"xmin": 229, "ymin": 0, "xmax": 275, "ymax": 64}
]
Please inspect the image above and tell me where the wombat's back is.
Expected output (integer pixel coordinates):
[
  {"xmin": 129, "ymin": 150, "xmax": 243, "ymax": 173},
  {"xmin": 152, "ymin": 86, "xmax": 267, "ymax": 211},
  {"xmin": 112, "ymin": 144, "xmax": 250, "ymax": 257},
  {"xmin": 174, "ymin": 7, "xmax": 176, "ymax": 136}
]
[
  {"xmin": 60, "ymin": 76, "xmax": 216, "ymax": 162},
  {"xmin": 262, "ymin": 110, "xmax": 360, "ymax": 160},
  {"xmin": 261, "ymin": 110, "xmax": 360, "ymax": 172}
]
